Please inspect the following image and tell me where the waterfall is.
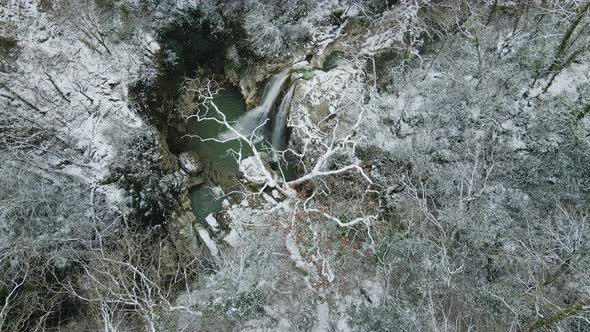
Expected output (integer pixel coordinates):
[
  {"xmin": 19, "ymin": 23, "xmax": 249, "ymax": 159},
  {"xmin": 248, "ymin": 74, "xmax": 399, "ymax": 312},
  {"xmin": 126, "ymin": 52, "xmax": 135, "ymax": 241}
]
[
  {"xmin": 219, "ymin": 69, "xmax": 290, "ymax": 140},
  {"xmin": 271, "ymin": 82, "xmax": 296, "ymax": 151}
]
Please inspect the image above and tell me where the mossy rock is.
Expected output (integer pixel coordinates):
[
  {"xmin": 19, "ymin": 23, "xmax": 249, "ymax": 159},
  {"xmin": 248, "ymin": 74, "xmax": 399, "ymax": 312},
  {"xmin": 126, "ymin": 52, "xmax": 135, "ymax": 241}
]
[
  {"xmin": 38, "ymin": 0, "xmax": 53, "ymax": 10},
  {"xmin": 0, "ymin": 36, "xmax": 16, "ymax": 49},
  {"xmin": 322, "ymin": 50, "xmax": 344, "ymax": 71},
  {"xmin": 203, "ymin": 289, "xmax": 266, "ymax": 323},
  {"xmin": 94, "ymin": 0, "xmax": 115, "ymax": 10},
  {"xmin": 302, "ymin": 70, "xmax": 314, "ymax": 80}
]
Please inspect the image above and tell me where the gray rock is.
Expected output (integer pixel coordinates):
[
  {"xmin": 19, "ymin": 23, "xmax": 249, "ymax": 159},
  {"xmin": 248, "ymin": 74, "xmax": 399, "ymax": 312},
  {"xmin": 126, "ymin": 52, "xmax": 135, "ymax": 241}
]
[{"xmin": 178, "ymin": 152, "xmax": 203, "ymax": 176}]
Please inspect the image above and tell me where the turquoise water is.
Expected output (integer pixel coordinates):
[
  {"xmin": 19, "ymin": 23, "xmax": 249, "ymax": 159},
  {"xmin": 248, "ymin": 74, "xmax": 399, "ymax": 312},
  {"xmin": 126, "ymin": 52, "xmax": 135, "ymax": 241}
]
[
  {"xmin": 185, "ymin": 86, "xmax": 293, "ymax": 223},
  {"xmin": 186, "ymin": 87, "xmax": 263, "ymax": 223},
  {"xmin": 185, "ymin": 87, "xmax": 257, "ymax": 185},
  {"xmin": 190, "ymin": 185, "xmax": 224, "ymax": 225}
]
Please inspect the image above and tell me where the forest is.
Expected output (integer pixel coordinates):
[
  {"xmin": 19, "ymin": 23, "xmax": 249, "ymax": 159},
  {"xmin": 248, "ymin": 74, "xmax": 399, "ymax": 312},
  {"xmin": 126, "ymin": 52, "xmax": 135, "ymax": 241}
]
[{"xmin": 1, "ymin": 0, "xmax": 590, "ymax": 331}]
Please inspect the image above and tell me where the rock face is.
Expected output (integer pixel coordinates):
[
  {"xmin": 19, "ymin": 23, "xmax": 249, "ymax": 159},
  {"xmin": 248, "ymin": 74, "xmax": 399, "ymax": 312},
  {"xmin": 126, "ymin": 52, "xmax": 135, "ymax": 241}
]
[{"xmin": 173, "ymin": 190, "xmax": 200, "ymax": 252}]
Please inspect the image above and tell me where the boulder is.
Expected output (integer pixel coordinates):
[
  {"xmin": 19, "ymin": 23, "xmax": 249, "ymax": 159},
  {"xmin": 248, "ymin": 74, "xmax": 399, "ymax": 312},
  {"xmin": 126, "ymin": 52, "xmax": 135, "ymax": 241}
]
[{"xmin": 178, "ymin": 152, "xmax": 203, "ymax": 176}]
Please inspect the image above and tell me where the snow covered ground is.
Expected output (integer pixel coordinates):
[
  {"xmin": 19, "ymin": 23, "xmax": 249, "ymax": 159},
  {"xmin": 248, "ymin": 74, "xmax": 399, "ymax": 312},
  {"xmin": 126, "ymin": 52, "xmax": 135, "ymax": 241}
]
[{"xmin": 1, "ymin": 0, "xmax": 160, "ymax": 208}]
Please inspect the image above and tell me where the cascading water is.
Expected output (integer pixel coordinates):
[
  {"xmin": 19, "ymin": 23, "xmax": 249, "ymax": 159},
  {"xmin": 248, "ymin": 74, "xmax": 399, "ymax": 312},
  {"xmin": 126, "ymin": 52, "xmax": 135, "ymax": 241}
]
[
  {"xmin": 271, "ymin": 81, "xmax": 297, "ymax": 151},
  {"xmin": 219, "ymin": 69, "xmax": 290, "ymax": 140}
]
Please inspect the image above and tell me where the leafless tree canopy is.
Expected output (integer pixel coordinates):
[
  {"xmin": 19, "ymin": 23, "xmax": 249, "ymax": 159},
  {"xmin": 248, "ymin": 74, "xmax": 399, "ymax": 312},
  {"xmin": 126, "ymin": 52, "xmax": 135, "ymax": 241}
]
[{"xmin": 1, "ymin": 0, "xmax": 590, "ymax": 330}]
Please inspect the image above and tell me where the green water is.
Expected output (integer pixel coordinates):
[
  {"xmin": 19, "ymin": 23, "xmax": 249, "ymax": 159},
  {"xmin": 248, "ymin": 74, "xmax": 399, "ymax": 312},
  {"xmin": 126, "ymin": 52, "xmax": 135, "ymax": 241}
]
[
  {"xmin": 185, "ymin": 87, "xmax": 256, "ymax": 184},
  {"xmin": 185, "ymin": 87, "xmax": 257, "ymax": 223},
  {"xmin": 190, "ymin": 185, "xmax": 224, "ymax": 225},
  {"xmin": 185, "ymin": 86, "xmax": 292, "ymax": 223}
]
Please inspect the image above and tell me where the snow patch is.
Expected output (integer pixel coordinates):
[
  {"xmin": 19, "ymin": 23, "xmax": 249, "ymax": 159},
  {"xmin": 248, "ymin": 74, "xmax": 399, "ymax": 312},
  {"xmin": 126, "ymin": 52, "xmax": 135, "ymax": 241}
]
[
  {"xmin": 205, "ymin": 213, "xmax": 220, "ymax": 232},
  {"xmin": 223, "ymin": 229, "xmax": 240, "ymax": 247},
  {"xmin": 313, "ymin": 303, "xmax": 331, "ymax": 332},
  {"xmin": 546, "ymin": 63, "xmax": 590, "ymax": 99},
  {"xmin": 197, "ymin": 227, "xmax": 219, "ymax": 259},
  {"xmin": 0, "ymin": 2, "xmax": 160, "ymax": 210}
]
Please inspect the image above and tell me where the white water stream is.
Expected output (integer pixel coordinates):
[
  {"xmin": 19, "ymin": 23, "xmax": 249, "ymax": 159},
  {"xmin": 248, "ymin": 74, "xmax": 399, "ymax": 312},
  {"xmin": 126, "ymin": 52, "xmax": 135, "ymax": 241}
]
[{"xmin": 219, "ymin": 69, "xmax": 290, "ymax": 141}]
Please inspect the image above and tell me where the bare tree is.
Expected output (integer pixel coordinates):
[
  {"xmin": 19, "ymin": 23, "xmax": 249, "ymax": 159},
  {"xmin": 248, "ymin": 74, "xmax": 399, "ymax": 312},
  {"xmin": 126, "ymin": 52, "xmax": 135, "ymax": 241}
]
[{"xmin": 180, "ymin": 77, "xmax": 379, "ymax": 231}]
